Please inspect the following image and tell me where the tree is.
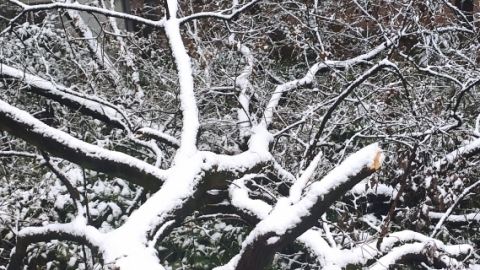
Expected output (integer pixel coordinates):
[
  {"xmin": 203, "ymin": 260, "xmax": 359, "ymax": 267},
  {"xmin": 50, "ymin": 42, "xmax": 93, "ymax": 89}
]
[{"xmin": 1, "ymin": 0, "xmax": 480, "ymax": 269}]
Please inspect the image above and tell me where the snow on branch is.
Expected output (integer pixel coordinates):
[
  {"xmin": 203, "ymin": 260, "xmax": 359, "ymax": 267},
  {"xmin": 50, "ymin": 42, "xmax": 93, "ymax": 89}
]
[
  {"xmin": 429, "ymin": 211, "xmax": 480, "ymax": 224},
  {"xmin": 7, "ymin": 217, "xmax": 103, "ymax": 270},
  {"xmin": 62, "ymin": 0, "xmax": 120, "ymax": 83},
  {"xmin": 434, "ymin": 137, "xmax": 480, "ymax": 171},
  {"xmin": 0, "ymin": 99, "xmax": 169, "ymax": 191},
  {"xmin": 231, "ymin": 35, "xmax": 255, "ymax": 137},
  {"xmin": 164, "ymin": 17, "xmax": 199, "ymax": 159},
  {"xmin": 261, "ymin": 37, "xmax": 399, "ymax": 127},
  {"xmin": 135, "ymin": 127, "xmax": 180, "ymax": 149},
  {"xmin": 303, "ymin": 59, "xmax": 400, "ymax": 162},
  {"xmin": 179, "ymin": 0, "xmax": 260, "ymax": 24},
  {"xmin": 6, "ymin": 0, "xmax": 165, "ymax": 29},
  {"xmin": 0, "ymin": 150, "xmax": 40, "ymax": 159},
  {"xmin": 0, "ymin": 63, "xmax": 132, "ymax": 130},
  {"xmin": 370, "ymin": 241, "xmax": 471, "ymax": 270},
  {"xmin": 218, "ymin": 143, "xmax": 384, "ymax": 270},
  {"xmin": 289, "ymin": 152, "xmax": 322, "ymax": 204}
]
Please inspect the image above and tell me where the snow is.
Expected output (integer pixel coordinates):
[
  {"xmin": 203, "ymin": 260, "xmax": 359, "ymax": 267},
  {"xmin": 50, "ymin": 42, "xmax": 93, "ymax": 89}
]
[
  {"xmin": 307, "ymin": 143, "xmax": 383, "ymax": 196},
  {"xmin": 217, "ymin": 143, "xmax": 384, "ymax": 269},
  {"xmin": 434, "ymin": 138, "xmax": 480, "ymax": 170},
  {"xmin": 230, "ymin": 175, "xmax": 273, "ymax": 219},
  {"xmin": 289, "ymin": 152, "xmax": 322, "ymax": 203},
  {"xmin": 0, "ymin": 99, "xmax": 169, "ymax": 182},
  {"xmin": 164, "ymin": 18, "xmax": 199, "ymax": 160},
  {"xmin": 261, "ymin": 37, "xmax": 398, "ymax": 127},
  {"xmin": 349, "ymin": 181, "xmax": 396, "ymax": 197},
  {"xmin": 0, "ymin": 63, "xmax": 130, "ymax": 128},
  {"xmin": 429, "ymin": 212, "xmax": 480, "ymax": 222},
  {"xmin": 233, "ymin": 38, "xmax": 254, "ymax": 137},
  {"xmin": 135, "ymin": 127, "xmax": 180, "ymax": 148}
]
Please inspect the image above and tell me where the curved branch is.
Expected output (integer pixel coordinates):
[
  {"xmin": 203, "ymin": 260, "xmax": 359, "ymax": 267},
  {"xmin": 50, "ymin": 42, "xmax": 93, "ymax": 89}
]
[
  {"xmin": 7, "ymin": 220, "xmax": 103, "ymax": 270},
  {"xmin": 261, "ymin": 36, "xmax": 399, "ymax": 127},
  {"xmin": 179, "ymin": 0, "xmax": 260, "ymax": 24},
  {"xmin": 303, "ymin": 59, "xmax": 399, "ymax": 162},
  {"xmin": 0, "ymin": 99, "xmax": 168, "ymax": 191},
  {"xmin": 370, "ymin": 241, "xmax": 471, "ymax": 270}
]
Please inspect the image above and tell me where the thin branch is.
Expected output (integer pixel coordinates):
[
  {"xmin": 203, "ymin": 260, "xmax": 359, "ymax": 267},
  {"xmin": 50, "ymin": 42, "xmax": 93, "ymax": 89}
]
[{"xmin": 179, "ymin": 0, "xmax": 260, "ymax": 24}]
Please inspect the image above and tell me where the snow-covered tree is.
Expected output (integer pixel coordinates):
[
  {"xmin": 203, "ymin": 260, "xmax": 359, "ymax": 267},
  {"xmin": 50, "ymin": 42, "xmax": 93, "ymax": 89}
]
[{"xmin": 1, "ymin": 0, "xmax": 480, "ymax": 269}]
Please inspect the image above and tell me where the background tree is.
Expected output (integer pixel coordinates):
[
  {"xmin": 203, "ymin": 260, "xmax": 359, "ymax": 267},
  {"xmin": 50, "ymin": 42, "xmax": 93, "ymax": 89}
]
[{"xmin": 1, "ymin": 0, "xmax": 480, "ymax": 269}]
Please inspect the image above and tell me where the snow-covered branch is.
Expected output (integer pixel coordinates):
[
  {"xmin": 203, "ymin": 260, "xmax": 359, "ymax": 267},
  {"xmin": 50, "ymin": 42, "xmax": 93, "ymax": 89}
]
[
  {"xmin": 218, "ymin": 143, "xmax": 384, "ymax": 270},
  {"xmin": 8, "ymin": 217, "xmax": 103, "ymax": 270},
  {"xmin": 179, "ymin": 0, "xmax": 260, "ymax": 24},
  {"xmin": 164, "ymin": 12, "xmax": 199, "ymax": 159},
  {"xmin": 6, "ymin": 0, "xmax": 165, "ymax": 28},
  {"xmin": 61, "ymin": 0, "xmax": 120, "ymax": 84},
  {"xmin": 261, "ymin": 37, "xmax": 399, "ymax": 127},
  {"xmin": 231, "ymin": 36, "xmax": 255, "ymax": 137},
  {"xmin": 0, "ymin": 63, "xmax": 132, "ymax": 130},
  {"xmin": 0, "ymin": 99, "xmax": 169, "ymax": 191},
  {"xmin": 434, "ymin": 137, "xmax": 480, "ymax": 171}
]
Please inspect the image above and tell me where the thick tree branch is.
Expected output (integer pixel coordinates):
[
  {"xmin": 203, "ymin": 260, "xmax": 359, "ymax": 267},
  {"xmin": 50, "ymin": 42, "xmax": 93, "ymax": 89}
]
[
  {"xmin": 164, "ymin": 17, "xmax": 199, "ymax": 158},
  {"xmin": 0, "ymin": 63, "xmax": 132, "ymax": 130},
  {"xmin": 218, "ymin": 143, "xmax": 384, "ymax": 270},
  {"xmin": 0, "ymin": 99, "xmax": 168, "ymax": 191}
]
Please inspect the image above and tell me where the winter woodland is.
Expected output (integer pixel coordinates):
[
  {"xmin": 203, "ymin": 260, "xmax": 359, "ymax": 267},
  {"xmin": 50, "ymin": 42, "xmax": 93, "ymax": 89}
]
[{"xmin": 1, "ymin": 0, "xmax": 480, "ymax": 269}]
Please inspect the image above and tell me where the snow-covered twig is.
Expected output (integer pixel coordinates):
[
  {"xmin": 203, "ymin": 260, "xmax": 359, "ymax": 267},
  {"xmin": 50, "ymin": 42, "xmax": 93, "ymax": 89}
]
[
  {"xmin": 61, "ymin": 0, "xmax": 120, "ymax": 83},
  {"xmin": 0, "ymin": 151, "xmax": 40, "ymax": 159},
  {"xmin": 430, "ymin": 179, "xmax": 480, "ymax": 238},
  {"xmin": 231, "ymin": 34, "xmax": 255, "ymax": 137},
  {"xmin": 41, "ymin": 152, "xmax": 81, "ymax": 207},
  {"xmin": 6, "ymin": 0, "xmax": 165, "ymax": 28},
  {"xmin": 474, "ymin": 114, "xmax": 480, "ymax": 137},
  {"xmin": 179, "ymin": 0, "xmax": 260, "ymax": 24},
  {"xmin": 261, "ymin": 37, "xmax": 399, "ymax": 128},
  {"xmin": 429, "ymin": 211, "xmax": 480, "ymax": 224}
]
